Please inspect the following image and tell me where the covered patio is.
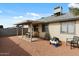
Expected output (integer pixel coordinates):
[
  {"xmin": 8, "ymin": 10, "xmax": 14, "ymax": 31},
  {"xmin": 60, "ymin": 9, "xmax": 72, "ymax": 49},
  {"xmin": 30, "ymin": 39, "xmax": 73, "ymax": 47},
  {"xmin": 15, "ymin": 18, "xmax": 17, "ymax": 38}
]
[{"xmin": 15, "ymin": 20, "xmax": 46, "ymax": 42}]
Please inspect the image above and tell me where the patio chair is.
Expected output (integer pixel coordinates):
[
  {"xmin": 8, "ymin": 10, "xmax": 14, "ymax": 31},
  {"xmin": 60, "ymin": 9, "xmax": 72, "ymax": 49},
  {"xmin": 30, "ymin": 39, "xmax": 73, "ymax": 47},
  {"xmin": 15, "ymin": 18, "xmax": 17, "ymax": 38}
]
[
  {"xmin": 66, "ymin": 36, "xmax": 79, "ymax": 49},
  {"xmin": 25, "ymin": 32, "xmax": 30, "ymax": 38},
  {"xmin": 70, "ymin": 36, "xmax": 79, "ymax": 49}
]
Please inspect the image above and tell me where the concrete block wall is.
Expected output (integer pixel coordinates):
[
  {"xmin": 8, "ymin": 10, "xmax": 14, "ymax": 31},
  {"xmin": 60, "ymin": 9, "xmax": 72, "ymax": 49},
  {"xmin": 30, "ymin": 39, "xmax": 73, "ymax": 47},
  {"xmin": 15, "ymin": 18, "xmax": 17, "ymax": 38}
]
[{"xmin": 0, "ymin": 28, "xmax": 28, "ymax": 37}]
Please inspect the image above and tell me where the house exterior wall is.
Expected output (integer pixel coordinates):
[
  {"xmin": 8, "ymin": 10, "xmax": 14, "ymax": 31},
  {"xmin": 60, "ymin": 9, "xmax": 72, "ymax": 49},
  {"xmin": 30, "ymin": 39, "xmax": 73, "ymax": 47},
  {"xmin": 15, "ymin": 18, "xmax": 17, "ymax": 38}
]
[
  {"xmin": 38, "ymin": 24, "xmax": 46, "ymax": 38},
  {"xmin": 48, "ymin": 21, "xmax": 79, "ymax": 42},
  {"xmin": 31, "ymin": 20, "xmax": 79, "ymax": 41},
  {"xmin": 75, "ymin": 20, "xmax": 79, "ymax": 35}
]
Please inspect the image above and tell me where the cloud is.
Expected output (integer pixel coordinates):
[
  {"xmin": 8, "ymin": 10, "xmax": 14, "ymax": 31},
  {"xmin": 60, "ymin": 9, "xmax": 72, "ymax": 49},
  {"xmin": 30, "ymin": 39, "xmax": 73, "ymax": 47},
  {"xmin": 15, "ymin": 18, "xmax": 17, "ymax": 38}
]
[
  {"xmin": 0, "ymin": 12, "xmax": 50, "ymax": 28},
  {"xmin": 13, "ymin": 16, "xmax": 18, "ymax": 19},
  {"xmin": 0, "ymin": 10, "xmax": 3, "ymax": 13},
  {"xmin": 68, "ymin": 3, "xmax": 79, "ymax": 8},
  {"xmin": 26, "ymin": 12, "xmax": 40, "ymax": 17},
  {"xmin": 13, "ymin": 16, "xmax": 23, "ymax": 19},
  {"xmin": 13, "ymin": 12, "xmax": 51, "ymax": 24},
  {"xmin": 13, "ymin": 12, "xmax": 41, "ymax": 20},
  {"xmin": 18, "ymin": 16, "xmax": 23, "ymax": 18}
]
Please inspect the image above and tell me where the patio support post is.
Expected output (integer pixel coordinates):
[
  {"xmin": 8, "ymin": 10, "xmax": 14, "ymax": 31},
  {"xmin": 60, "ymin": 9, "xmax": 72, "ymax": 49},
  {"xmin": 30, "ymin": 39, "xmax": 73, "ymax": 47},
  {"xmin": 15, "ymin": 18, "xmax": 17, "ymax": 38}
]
[
  {"xmin": 30, "ymin": 23, "xmax": 33, "ymax": 42},
  {"xmin": 22, "ymin": 25, "xmax": 24, "ymax": 38},
  {"xmin": 16, "ymin": 25, "xmax": 19, "ymax": 36}
]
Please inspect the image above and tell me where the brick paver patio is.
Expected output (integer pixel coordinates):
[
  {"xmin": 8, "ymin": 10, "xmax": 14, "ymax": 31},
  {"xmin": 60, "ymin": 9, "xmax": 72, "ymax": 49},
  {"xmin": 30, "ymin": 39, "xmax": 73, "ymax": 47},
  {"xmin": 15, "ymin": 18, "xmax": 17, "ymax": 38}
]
[{"xmin": 0, "ymin": 36, "xmax": 79, "ymax": 56}]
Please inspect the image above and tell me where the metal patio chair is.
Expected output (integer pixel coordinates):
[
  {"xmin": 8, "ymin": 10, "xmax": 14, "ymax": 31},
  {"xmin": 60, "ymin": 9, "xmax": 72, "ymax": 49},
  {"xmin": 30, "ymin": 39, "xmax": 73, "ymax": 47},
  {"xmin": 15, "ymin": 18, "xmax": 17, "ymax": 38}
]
[{"xmin": 66, "ymin": 36, "xmax": 79, "ymax": 49}]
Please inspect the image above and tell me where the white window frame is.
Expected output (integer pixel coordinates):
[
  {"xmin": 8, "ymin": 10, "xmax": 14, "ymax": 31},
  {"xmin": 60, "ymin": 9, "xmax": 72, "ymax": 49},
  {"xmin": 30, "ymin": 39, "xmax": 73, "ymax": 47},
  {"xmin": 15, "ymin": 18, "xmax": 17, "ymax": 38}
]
[{"xmin": 61, "ymin": 21, "xmax": 75, "ymax": 34}]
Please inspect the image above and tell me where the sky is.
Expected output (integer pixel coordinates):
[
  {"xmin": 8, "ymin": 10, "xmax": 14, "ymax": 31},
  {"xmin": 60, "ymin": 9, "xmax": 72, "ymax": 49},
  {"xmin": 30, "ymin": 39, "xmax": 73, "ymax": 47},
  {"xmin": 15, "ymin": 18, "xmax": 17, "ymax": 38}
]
[{"xmin": 0, "ymin": 3, "xmax": 76, "ymax": 28}]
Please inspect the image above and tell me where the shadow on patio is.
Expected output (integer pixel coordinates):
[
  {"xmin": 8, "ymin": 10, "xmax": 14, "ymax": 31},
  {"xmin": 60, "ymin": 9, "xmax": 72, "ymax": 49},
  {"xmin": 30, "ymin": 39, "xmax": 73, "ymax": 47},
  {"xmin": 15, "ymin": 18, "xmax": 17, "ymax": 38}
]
[{"xmin": 0, "ymin": 36, "xmax": 31, "ymax": 56}]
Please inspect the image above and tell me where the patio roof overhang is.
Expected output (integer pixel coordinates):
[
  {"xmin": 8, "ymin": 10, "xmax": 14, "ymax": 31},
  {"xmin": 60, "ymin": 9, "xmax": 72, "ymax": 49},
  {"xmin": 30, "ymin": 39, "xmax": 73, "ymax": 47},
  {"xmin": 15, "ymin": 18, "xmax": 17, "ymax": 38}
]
[
  {"xmin": 14, "ymin": 17, "xmax": 79, "ymax": 26},
  {"xmin": 14, "ymin": 20, "xmax": 48, "ymax": 26},
  {"xmin": 46, "ymin": 17, "xmax": 79, "ymax": 23},
  {"xmin": 14, "ymin": 20, "xmax": 32, "ymax": 25}
]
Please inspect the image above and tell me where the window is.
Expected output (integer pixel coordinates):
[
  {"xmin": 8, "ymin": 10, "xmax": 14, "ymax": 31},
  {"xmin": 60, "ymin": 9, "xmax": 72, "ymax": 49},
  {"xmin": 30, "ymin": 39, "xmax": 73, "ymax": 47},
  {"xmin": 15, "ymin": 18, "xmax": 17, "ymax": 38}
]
[
  {"xmin": 42, "ymin": 24, "xmax": 48, "ymax": 32},
  {"xmin": 68, "ymin": 22, "xmax": 75, "ymax": 34},
  {"xmin": 33, "ymin": 27, "xmax": 38, "ymax": 32},
  {"xmin": 61, "ymin": 23, "xmax": 67, "ymax": 33},
  {"xmin": 33, "ymin": 25, "xmax": 38, "ymax": 32},
  {"xmin": 61, "ymin": 22, "xmax": 75, "ymax": 34}
]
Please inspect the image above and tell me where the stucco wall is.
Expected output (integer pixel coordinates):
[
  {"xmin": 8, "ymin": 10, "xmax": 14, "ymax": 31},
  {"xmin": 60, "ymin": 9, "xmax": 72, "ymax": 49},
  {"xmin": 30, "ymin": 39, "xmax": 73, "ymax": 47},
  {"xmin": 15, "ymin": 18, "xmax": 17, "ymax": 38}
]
[
  {"xmin": 27, "ymin": 20, "xmax": 79, "ymax": 41},
  {"xmin": 76, "ymin": 20, "xmax": 79, "ymax": 35},
  {"xmin": 48, "ymin": 21, "xmax": 77, "ymax": 42},
  {"xmin": 38, "ymin": 24, "xmax": 46, "ymax": 38}
]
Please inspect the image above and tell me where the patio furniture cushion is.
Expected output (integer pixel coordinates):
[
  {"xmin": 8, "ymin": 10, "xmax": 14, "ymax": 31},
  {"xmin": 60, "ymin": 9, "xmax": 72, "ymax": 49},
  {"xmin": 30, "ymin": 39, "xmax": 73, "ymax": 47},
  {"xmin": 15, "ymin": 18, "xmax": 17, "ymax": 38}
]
[{"xmin": 50, "ymin": 37, "xmax": 62, "ymax": 47}]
